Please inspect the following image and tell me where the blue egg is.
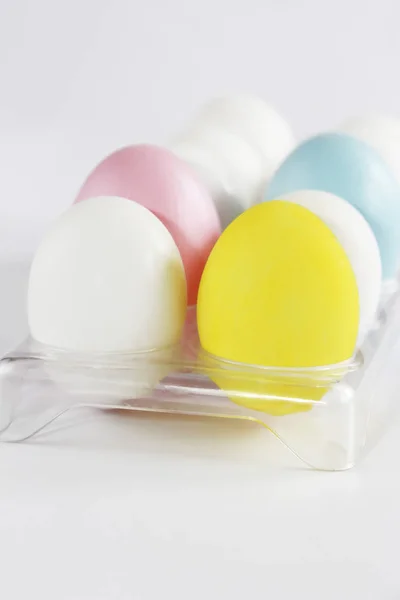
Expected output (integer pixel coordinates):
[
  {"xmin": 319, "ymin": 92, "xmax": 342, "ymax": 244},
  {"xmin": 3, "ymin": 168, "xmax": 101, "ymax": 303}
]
[{"xmin": 266, "ymin": 132, "xmax": 400, "ymax": 280}]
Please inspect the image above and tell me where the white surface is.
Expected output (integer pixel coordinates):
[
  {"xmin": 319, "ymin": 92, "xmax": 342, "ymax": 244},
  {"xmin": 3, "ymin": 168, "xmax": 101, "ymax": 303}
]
[
  {"xmin": 172, "ymin": 127, "xmax": 264, "ymax": 227},
  {"xmin": 28, "ymin": 197, "xmax": 186, "ymax": 353},
  {"xmin": 2, "ymin": 266, "xmax": 400, "ymax": 599},
  {"xmin": 171, "ymin": 138, "xmax": 245, "ymax": 228},
  {"xmin": 186, "ymin": 94, "xmax": 295, "ymax": 177},
  {"xmin": 2, "ymin": 0, "xmax": 400, "ymax": 597},
  {"xmin": 2, "ymin": 0, "xmax": 400, "ymax": 258},
  {"xmin": 339, "ymin": 115, "xmax": 400, "ymax": 186}
]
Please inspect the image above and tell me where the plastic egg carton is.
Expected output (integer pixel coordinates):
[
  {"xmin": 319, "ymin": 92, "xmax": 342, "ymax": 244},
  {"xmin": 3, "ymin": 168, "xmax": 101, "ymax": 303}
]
[{"xmin": 0, "ymin": 282, "xmax": 399, "ymax": 472}]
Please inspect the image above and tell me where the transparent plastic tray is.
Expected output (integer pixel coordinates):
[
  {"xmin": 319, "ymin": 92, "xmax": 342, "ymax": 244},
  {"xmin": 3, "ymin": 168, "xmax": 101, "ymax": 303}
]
[{"xmin": 1, "ymin": 284, "xmax": 400, "ymax": 471}]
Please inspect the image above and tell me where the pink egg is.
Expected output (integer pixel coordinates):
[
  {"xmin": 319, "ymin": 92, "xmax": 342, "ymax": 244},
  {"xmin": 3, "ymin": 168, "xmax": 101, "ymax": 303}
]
[{"xmin": 75, "ymin": 145, "xmax": 221, "ymax": 304}]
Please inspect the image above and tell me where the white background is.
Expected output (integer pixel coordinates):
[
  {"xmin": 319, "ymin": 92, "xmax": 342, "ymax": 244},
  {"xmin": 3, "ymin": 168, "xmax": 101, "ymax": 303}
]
[
  {"xmin": 1, "ymin": 1, "xmax": 400, "ymax": 598},
  {"xmin": 1, "ymin": 0, "xmax": 400, "ymax": 256}
]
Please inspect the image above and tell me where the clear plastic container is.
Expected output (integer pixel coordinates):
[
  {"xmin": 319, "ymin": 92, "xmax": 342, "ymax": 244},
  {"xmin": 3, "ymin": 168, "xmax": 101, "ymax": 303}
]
[{"xmin": 1, "ymin": 280, "xmax": 400, "ymax": 471}]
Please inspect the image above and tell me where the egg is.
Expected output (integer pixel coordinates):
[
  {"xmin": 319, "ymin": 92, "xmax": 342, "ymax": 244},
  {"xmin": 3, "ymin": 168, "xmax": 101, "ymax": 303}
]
[
  {"xmin": 170, "ymin": 139, "xmax": 243, "ymax": 229},
  {"xmin": 197, "ymin": 201, "xmax": 359, "ymax": 416},
  {"xmin": 28, "ymin": 196, "xmax": 187, "ymax": 354},
  {"xmin": 271, "ymin": 190, "xmax": 382, "ymax": 343},
  {"xmin": 75, "ymin": 144, "xmax": 221, "ymax": 305},
  {"xmin": 188, "ymin": 94, "xmax": 295, "ymax": 180},
  {"xmin": 338, "ymin": 115, "xmax": 400, "ymax": 186},
  {"xmin": 171, "ymin": 126, "xmax": 264, "ymax": 227},
  {"xmin": 266, "ymin": 132, "xmax": 400, "ymax": 281}
]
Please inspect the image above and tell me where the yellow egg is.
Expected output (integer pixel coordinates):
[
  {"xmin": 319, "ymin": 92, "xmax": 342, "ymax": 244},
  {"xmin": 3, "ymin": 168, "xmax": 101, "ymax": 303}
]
[{"xmin": 197, "ymin": 200, "xmax": 359, "ymax": 415}]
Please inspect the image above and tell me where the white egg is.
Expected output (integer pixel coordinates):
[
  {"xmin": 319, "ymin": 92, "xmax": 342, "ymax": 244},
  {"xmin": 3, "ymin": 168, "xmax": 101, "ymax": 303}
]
[
  {"xmin": 170, "ymin": 139, "xmax": 243, "ymax": 229},
  {"xmin": 189, "ymin": 94, "xmax": 295, "ymax": 180},
  {"xmin": 171, "ymin": 126, "xmax": 264, "ymax": 228},
  {"xmin": 338, "ymin": 115, "xmax": 400, "ymax": 186},
  {"xmin": 28, "ymin": 196, "xmax": 187, "ymax": 354},
  {"xmin": 177, "ymin": 126, "xmax": 263, "ymax": 196},
  {"xmin": 274, "ymin": 190, "xmax": 382, "ymax": 343}
]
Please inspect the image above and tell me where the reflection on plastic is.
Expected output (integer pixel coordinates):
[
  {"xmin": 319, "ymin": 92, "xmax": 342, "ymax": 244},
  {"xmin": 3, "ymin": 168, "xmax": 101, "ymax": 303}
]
[{"xmin": 0, "ymin": 290, "xmax": 400, "ymax": 471}]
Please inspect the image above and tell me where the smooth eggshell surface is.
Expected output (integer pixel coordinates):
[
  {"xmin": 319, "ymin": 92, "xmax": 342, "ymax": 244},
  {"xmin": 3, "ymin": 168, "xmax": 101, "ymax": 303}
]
[
  {"xmin": 197, "ymin": 201, "xmax": 359, "ymax": 415},
  {"xmin": 28, "ymin": 196, "xmax": 187, "ymax": 354},
  {"xmin": 172, "ymin": 125, "xmax": 264, "ymax": 227},
  {"xmin": 189, "ymin": 94, "xmax": 295, "ymax": 181},
  {"xmin": 171, "ymin": 140, "xmax": 243, "ymax": 230},
  {"xmin": 338, "ymin": 115, "xmax": 400, "ymax": 186},
  {"xmin": 75, "ymin": 145, "xmax": 221, "ymax": 305},
  {"xmin": 272, "ymin": 190, "xmax": 382, "ymax": 343},
  {"xmin": 266, "ymin": 132, "xmax": 400, "ymax": 280}
]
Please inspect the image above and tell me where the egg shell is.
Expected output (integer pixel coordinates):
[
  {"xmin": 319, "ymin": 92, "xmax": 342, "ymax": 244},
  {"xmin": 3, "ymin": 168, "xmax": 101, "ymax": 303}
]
[
  {"xmin": 75, "ymin": 145, "xmax": 221, "ymax": 305},
  {"xmin": 190, "ymin": 94, "xmax": 295, "ymax": 180},
  {"xmin": 172, "ymin": 125, "xmax": 264, "ymax": 226},
  {"xmin": 28, "ymin": 196, "xmax": 187, "ymax": 354},
  {"xmin": 272, "ymin": 190, "xmax": 382, "ymax": 343},
  {"xmin": 170, "ymin": 140, "xmax": 243, "ymax": 229},
  {"xmin": 339, "ymin": 115, "xmax": 400, "ymax": 186},
  {"xmin": 197, "ymin": 201, "xmax": 359, "ymax": 415},
  {"xmin": 266, "ymin": 132, "xmax": 400, "ymax": 280}
]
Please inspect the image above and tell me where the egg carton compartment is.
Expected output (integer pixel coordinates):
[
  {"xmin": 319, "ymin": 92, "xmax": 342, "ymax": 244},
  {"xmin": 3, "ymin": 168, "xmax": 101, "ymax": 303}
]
[{"xmin": 1, "ymin": 286, "xmax": 400, "ymax": 472}]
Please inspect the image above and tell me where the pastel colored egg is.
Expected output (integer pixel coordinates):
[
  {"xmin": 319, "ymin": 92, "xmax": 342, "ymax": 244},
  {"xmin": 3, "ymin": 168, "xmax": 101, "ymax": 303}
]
[
  {"xmin": 171, "ymin": 125, "xmax": 264, "ymax": 228},
  {"xmin": 75, "ymin": 145, "xmax": 221, "ymax": 305},
  {"xmin": 28, "ymin": 196, "xmax": 187, "ymax": 355},
  {"xmin": 338, "ymin": 115, "xmax": 400, "ymax": 185},
  {"xmin": 272, "ymin": 190, "xmax": 382, "ymax": 343},
  {"xmin": 189, "ymin": 94, "xmax": 295, "ymax": 181},
  {"xmin": 197, "ymin": 201, "xmax": 359, "ymax": 415},
  {"xmin": 266, "ymin": 132, "xmax": 400, "ymax": 280}
]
